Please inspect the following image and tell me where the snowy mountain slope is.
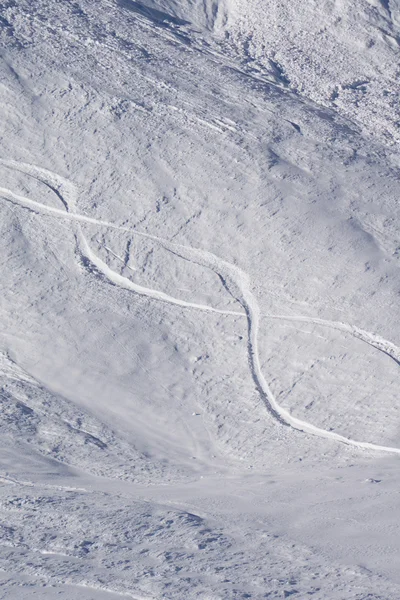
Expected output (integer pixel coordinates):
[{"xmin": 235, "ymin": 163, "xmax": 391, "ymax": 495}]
[
  {"xmin": 226, "ymin": 0, "xmax": 400, "ymax": 146},
  {"xmin": 1, "ymin": 0, "xmax": 400, "ymax": 598},
  {"xmin": 0, "ymin": 352, "xmax": 184, "ymax": 483},
  {"xmin": 117, "ymin": 0, "xmax": 230, "ymax": 30},
  {"xmin": 3, "ymin": 470, "xmax": 400, "ymax": 600}
]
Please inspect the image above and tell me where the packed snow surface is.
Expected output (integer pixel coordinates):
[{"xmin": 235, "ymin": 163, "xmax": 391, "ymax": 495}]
[{"xmin": 1, "ymin": 0, "xmax": 400, "ymax": 598}]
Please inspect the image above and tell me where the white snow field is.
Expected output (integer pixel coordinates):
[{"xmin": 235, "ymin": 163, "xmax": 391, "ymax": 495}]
[{"xmin": 1, "ymin": 0, "xmax": 400, "ymax": 598}]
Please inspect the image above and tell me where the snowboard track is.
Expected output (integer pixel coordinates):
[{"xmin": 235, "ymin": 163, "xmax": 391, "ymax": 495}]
[{"xmin": 2, "ymin": 158, "xmax": 400, "ymax": 455}]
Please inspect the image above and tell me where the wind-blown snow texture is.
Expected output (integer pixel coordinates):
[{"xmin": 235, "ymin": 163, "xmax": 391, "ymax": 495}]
[{"xmin": 1, "ymin": 1, "xmax": 400, "ymax": 598}]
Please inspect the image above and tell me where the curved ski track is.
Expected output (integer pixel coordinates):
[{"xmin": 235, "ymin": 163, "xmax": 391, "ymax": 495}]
[{"xmin": 1, "ymin": 158, "xmax": 400, "ymax": 455}]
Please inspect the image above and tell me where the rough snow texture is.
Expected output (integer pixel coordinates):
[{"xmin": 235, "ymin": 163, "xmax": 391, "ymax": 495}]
[
  {"xmin": 1, "ymin": 0, "xmax": 400, "ymax": 598},
  {"xmin": 226, "ymin": 0, "xmax": 400, "ymax": 146}
]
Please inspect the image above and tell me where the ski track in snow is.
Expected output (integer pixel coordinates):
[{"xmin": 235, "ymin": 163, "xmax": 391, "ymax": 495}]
[{"xmin": 2, "ymin": 158, "xmax": 400, "ymax": 455}]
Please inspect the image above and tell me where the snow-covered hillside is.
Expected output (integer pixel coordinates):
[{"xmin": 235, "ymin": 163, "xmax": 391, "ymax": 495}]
[
  {"xmin": 227, "ymin": 0, "xmax": 400, "ymax": 146},
  {"xmin": 1, "ymin": 1, "xmax": 400, "ymax": 598}
]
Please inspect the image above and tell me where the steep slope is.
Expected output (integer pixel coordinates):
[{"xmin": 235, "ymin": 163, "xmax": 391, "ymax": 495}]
[
  {"xmin": 1, "ymin": 0, "xmax": 400, "ymax": 598},
  {"xmin": 226, "ymin": 0, "xmax": 400, "ymax": 145},
  {"xmin": 117, "ymin": 0, "xmax": 230, "ymax": 29}
]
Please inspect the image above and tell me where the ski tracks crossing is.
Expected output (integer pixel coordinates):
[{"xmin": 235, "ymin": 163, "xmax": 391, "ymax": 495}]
[{"xmin": 1, "ymin": 158, "xmax": 400, "ymax": 455}]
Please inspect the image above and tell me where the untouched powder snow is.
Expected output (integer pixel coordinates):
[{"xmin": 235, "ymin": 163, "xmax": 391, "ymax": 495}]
[{"xmin": 1, "ymin": 0, "xmax": 400, "ymax": 598}]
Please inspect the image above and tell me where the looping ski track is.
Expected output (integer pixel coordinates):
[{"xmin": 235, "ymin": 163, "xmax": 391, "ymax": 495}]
[{"xmin": 2, "ymin": 158, "xmax": 400, "ymax": 455}]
